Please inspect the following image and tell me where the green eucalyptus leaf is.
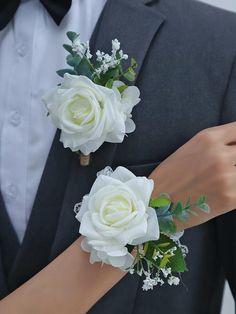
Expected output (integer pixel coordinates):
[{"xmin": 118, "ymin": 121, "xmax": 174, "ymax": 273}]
[
  {"xmin": 66, "ymin": 54, "xmax": 82, "ymax": 67},
  {"xmin": 56, "ymin": 69, "xmax": 77, "ymax": 77},
  {"xmin": 99, "ymin": 67, "xmax": 120, "ymax": 86},
  {"xmin": 63, "ymin": 44, "xmax": 74, "ymax": 55},
  {"xmin": 67, "ymin": 31, "xmax": 79, "ymax": 42},
  {"xmin": 197, "ymin": 195, "xmax": 206, "ymax": 205},
  {"xmin": 155, "ymin": 205, "xmax": 171, "ymax": 217},
  {"xmin": 172, "ymin": 201, "xmax": 184, "ymax": 216},
  {"xmin": 76, "ymin": 58, "xmax": 93, "ymax": 79},
  {"xmin": 150, "ymin": 197, "xmax": 171, "ymax": 208},
  {"xmin": 185, "ymin": 198, "xmax": 191, "ymax": 208},
  {"xmin": 178, "ymin": 211, "xmax": 190, "ymax": 222},
  {"xmin": 159, "ymin": 217, "xmax": 177, "ymax": 234},
  {"xmin": 199, "ymin": 203, "xmax": 211, "ymax": 213}
]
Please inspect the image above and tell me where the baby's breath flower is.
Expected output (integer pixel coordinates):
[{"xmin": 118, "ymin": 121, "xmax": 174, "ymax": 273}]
[
  {"xmin": 165, "ymin": 246, "xmax": 177, "ymax": 256},
  {"xmin": 137, "ymin": 269, "xmax": 144, "ymax": 276},
  {"xmin": 96, "ymin": 50, "xmax": 104, "ymax": 62},
  {"xmin": 72, "ymin": 39, "xmax": 85, "ymax": 55},
  {"xmin": 168, "ymin": 276, "xmax": 180, "ymax": 286},
  {"xmin": 153, "ymin": 249, "xmax": 163, "ymax": 261},
  {"xmin": 180, "ymin": 244, "xmax": 189, "ymax": 257},
  {"xmin": 155, "ymin": 276, "xmax": 164, "ymax": 286},
  {"xmin": 74, "ymin": 202, "xmax": 82, "ymax": 214},
  {"xmin": 112, "ymin": 38, "xmax": 120, "ymax": 52},
  {"xmin": 161, "ymin": 267, "xmax": 172, "ymax": 278},
  {"xmin": 142, "ymin": 275, "xmax": 158, "ymax": 291},
  {"xmin": 72, "ymin": 39, "xmax": 92, "ymax": 59},
  {"xmin": 86, "ymin": 51, "xmax": 92, "ymax": 59},
  {"xmin": 95, "ymin": 38, "xmax": 129, "ymax": 76}
]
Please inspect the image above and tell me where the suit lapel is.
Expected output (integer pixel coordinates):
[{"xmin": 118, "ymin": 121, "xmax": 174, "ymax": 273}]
[
  {"xmin": 90, "ymin": 0, "xmax": 165, "ymax": 80},
  {"xmin": 0, "ymin": 191, "xmax": 19, "ymax": 297},
  {"xmin": 0, "ymin": 248, "xmax": 8, "ymax": 299}
]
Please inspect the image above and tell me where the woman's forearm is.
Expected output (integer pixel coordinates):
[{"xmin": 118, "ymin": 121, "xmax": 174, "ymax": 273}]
[{"xmin": 0, "ymin": 238, "xmax": 126, "ymax": 314}]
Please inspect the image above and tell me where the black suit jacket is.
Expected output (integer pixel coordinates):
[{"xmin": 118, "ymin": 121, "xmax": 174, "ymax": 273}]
[{"xmin": 1, "ymin": 0, "xmax": 236, "ymax": 313}]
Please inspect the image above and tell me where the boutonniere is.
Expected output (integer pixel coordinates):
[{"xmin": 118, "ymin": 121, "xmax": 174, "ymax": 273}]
[
  {"xmin": 75, "ymin": 166, "xmax": 210, "ymax": 291},
  {"xmin": 43, "ymin": 32, "xmax": 140, "ymax": 166}
]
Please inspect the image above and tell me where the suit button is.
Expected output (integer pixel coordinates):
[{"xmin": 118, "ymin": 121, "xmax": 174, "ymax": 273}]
[
  {"xmin": 10, "ymin": 111, "xmax": 21, "ymax": 126},
  {"xmin": 6, "ymin": 183, "xmax": 18, "ymax": 200},
  {"xmin": 17, "ymin": 44, "xmax": 27, "ymax": 57}
]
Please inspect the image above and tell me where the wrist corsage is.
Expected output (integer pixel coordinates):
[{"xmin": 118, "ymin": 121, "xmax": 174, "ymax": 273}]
[{"xmin": 75, "ymin": 166, "xmax": 210, "ymax": 291}]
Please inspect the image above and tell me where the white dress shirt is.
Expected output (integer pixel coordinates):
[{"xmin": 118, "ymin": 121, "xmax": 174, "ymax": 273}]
[{"xmin": 0, "ymin": 0, "xmax": 107, "ymax": 242}]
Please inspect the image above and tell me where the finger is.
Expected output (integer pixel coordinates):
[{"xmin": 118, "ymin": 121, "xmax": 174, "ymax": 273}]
[{"xmin": 207, "ymin": 122, "xmax": 236, "ymax": 145}]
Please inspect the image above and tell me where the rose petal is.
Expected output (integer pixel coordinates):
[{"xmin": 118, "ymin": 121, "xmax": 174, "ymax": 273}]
[
  {"xmin": 125, "ymin": 118, "xmax": 136, "ymax": 134},
  {"xmin": 131, "ymin": 207, "xmax": 159, "ymax": 245},
  {"xmin": 111, "ymin": 166, "xmax": 136, "ymax": 183},
  {"xmin": 126, "ymin": 177, "xmax": 154, "ymax": 207}
]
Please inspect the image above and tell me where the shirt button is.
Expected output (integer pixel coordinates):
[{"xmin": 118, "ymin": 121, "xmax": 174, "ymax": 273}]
[
  {"xmin": 17, "ymin": 44, "xmax": 27, "ymax": 57},
  {"xmin": 6, "ymin": 184, "xmax": 18, "ymax": 200},
  {"xmin": 10, "ymin": 111, "xmax": 21, "ymax": 126}
]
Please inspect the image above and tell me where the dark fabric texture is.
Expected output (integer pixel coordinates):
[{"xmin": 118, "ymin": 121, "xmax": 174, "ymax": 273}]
[
  {"xmin": 0, "ymin": 0, "xmax": 72, "ymax": 30},
  {"xmin": 0, "ymin": 192, "xmax": 19, "ymax": 298},
  {"xmin": 1, "ymin": 0, "xmax": 236, "ymax": 313},
  {"xmin": 215, "ymin": 54, "xmax": 236, "ymax": 299}
]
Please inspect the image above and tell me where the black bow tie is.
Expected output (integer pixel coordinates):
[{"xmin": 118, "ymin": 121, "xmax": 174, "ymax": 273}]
[{"xmin": 0, "ymin": 0, "xmax": 72, "ymax": 31}]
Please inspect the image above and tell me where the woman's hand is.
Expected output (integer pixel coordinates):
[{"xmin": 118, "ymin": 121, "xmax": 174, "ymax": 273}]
[{"xmin": 149, "ymin": 122, "xmax": 236, "ymax": 230}]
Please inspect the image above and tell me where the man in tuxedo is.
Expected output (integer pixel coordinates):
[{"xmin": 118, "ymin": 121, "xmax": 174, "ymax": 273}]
[{"xmin": 0, "ymin": 0, "xmax": 236, "ymax": 313}]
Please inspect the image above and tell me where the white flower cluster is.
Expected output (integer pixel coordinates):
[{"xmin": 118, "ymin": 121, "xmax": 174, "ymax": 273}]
[
  {"xmin": 153, "ymin": 246, "xmax": 177, "ymax": 261},
  {"xmin": 95, "ymin": 39, "xmax": 128, "ymax": 76},
  {"xmin": 72, "ymin": 38, "xmax": 92, "ymax": 59},
  {"xmin": 142, "ymin": 275, "xmax": 163, "ymax": 291},
  {"xmin": 141, "ymin": 268, "xmax": 180, "ymax": 291}
]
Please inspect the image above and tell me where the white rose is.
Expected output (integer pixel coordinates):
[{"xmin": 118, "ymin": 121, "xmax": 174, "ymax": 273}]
[
  {"xmin": 76, "ymin": 167, "xmax": 160, "ymax": 269},
  {"xmin": 43, "ymin": 74, "xmax": 140, "ymax": 155}
]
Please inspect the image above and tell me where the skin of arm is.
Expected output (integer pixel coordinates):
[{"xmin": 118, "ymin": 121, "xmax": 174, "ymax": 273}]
[{"xmin": 0, "ymin": 238, "xmax": 126, "ymax": 314}]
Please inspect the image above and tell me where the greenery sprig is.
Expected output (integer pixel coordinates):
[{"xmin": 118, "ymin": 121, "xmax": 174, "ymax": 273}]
[
  {"xmin": 128, "ymin": 194, "xmax": 210, "ymax": 290},
  {"xmin": 57, "ymin": 31, "xmax": 138, "ymax": 89},
  {"xmin": 150, "ymin": 194, "xmax": 210, "ymax": 234}
]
